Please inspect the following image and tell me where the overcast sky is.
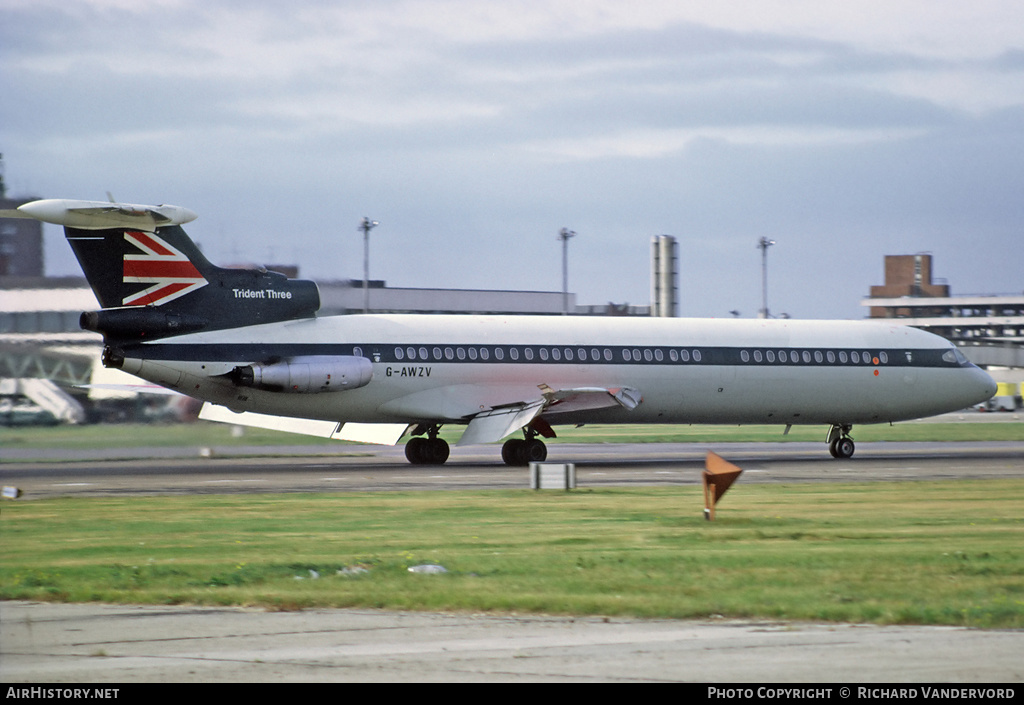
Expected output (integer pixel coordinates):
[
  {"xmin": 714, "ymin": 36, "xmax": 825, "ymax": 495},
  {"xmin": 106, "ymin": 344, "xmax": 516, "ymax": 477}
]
[{"xmin": 3, "ymin": 0, "xmax": 1022, "ymax": 319}]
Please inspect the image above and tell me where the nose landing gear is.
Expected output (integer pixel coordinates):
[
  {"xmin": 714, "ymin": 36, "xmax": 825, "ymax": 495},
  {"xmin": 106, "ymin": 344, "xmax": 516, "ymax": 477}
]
[{"xmin": 827, "ymin": 424, "xmax": 855, "ymax": 459}]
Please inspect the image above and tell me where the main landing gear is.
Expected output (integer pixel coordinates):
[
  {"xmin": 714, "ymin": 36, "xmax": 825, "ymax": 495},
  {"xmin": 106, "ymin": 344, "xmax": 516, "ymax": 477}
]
[
  {"xmin": 405, "ymin": 425, "xmax": 450, "ymax": 465},
  {"xmin": 501, "ymin": 436, "xmax": 548, "ymax": 466},
  {"xmin": 500, "ymin": 422, "xmax": 553, "ymax": 466},
  {"xmin": 827, "ymin": 424, "xmax": 855, "ymax": 459}
]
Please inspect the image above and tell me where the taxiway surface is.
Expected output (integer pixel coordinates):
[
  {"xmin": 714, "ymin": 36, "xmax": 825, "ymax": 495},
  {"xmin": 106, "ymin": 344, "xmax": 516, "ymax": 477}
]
[{"xmin": 2, "ymin": 439, "xmax": 1022, "ymax": 498}]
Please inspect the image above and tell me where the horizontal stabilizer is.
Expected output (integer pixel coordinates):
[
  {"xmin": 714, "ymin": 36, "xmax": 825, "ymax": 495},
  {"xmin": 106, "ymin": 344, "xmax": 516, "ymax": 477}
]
[
  {"xmin": 198, "ymin": 403, "xmax": 410, "ymax": 445},
  {"xmin": 16, "ymin": 199, "xmax": 198, "ymax": 230}
]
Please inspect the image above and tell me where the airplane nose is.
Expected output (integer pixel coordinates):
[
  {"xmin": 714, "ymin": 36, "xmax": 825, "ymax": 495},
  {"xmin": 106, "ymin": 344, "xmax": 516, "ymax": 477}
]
[{"xmin": 970, "ymin": 366, "xmax": 998, "ymax": 405}]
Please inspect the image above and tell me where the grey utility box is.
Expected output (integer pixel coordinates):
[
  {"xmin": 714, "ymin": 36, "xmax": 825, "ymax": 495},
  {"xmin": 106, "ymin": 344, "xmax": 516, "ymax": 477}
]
[{"xmin": 530, "ymin": 462, "xmax": 576, "ymax": 490}]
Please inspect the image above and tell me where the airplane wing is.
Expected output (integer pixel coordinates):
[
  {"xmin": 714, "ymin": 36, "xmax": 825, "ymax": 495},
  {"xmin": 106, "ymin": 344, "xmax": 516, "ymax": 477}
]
[
  {"xmin": 456, "ymin": 400, "xmax": 547, "ymax": 446},
  {"xmin": 77, "ymin": 383, "xmax": 184, "ymax": 396},
  {"xmin": 199, "ymin": 382, "xmax": 641, "ymax": 449},
  {"xmin": 198, "ymin": 403, "xmax": 411, "ymax": 445},
  {"xmin": 455, "ymin": 384, "xmax": 642, "ymax": 446}
]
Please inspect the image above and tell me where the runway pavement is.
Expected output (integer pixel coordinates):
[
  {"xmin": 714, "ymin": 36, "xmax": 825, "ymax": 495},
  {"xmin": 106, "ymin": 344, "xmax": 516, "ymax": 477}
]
[
  {"xmin": 3, "ymin": 601, "xmax": 1022, "ymax": 683},
  {"xmin": 2, "ymin": 439, "xmax": 1022, "ymax": 498}
]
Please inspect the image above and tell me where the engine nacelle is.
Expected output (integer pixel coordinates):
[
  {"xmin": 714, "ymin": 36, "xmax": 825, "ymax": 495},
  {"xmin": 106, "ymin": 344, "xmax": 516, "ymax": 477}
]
[{"xmin": 232, "ymin": 355, "xmax": 372, "ymax": 393}]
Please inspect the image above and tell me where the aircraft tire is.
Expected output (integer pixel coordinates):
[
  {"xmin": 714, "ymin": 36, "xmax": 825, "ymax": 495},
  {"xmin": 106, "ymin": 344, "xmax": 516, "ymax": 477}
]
[
  {"xmin": 830, "ymin": 436, "xmax": 855, "ymax": 459},
  {"xmin": 428, "ymin": 438, "xmax": 450, "ymax": 464},
  {"xmin": 405, "ymin": 437, "xmax": 450, "ymax": 465},
  {"xmin": 502, "ymin": 439, "xmax": 525, "ymax": 466},
  {"xmin": 501, "ymin": 438, "xmax": 547, "ymax": 466},
  {"xmin": 523, "ymin": 438, "xmax": 547, "ymax": 463}
]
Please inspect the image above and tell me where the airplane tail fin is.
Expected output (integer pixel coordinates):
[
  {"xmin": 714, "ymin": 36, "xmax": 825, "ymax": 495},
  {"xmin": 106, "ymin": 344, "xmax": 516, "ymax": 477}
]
[{"xmin": 15, "ymin": 199, "xmax": 320, "ymax": 342}]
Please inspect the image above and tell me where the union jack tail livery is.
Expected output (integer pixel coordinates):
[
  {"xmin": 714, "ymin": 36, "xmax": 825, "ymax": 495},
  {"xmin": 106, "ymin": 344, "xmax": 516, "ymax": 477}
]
[
  {"xmin": 44, "ymin": 200, "xmax": 321, "ymax": 343},
  {"xmin": 120, "ymin": 230, "xmax": 208, "ymax": 306}
]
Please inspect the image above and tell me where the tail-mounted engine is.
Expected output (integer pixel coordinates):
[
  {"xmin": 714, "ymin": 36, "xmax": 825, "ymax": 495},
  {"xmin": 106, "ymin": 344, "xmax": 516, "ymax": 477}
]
[{"xmin": 230, "ymin": 355, "xmax": 372, "ymax": 393}]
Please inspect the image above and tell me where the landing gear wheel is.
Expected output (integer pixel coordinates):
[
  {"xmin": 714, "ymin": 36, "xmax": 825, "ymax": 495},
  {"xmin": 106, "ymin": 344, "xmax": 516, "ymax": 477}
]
[
  {"xmin": 405, "ymin": 437, "xmax": 450, "ymax": 465},
  {"xmin": 827, "ymin": 424, "xmax": 855, "ymax": 459},
  {"xmin": 523, "ymin": 438, "xmax": 547, "ymax": 463},
  {"xmin": 501, "ymin": 438, "xmax": 548, "ymax": 466},
  {"xmin": 829, "ymin": 436, "xmax": 855, "ymax": 459},
  {"xmin": 501, "ymin": 439, "xmax": 524, "ymax": 466}
]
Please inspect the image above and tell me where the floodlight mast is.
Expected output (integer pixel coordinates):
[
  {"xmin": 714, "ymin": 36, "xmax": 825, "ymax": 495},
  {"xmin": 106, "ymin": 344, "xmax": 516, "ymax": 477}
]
[
  {"xmin": 359, "ymin": 217, "xmax": 379, "ymax": 314},
  {"xmin": 758, "ymin": 237, "xmax": 775, "ymax": 319},
  {"xmin": 559, "ymin": 227, "xmax": 576, "ymax": 315}
]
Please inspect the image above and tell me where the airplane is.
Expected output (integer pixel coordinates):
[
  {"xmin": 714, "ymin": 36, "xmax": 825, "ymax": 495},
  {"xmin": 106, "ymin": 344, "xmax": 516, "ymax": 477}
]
[{"xmin": 7, "ymin": 198, "xmax": 997, "ymax": 465}]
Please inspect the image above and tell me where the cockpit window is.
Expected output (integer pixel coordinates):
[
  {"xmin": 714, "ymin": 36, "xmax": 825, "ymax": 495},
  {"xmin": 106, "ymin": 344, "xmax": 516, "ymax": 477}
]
[{"xmin": 942, "ymin": 348, "xmax": 969, "ymax": 365}]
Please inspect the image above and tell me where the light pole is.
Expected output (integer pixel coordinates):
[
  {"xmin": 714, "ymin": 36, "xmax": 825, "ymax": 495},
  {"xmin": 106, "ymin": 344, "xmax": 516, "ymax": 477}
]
[
  {"xmin": 359, "ymin": 217, "xmax": 379, "ymax": 313},
  {"xmin": 559, "ymin": 228, "xmax": 576, "ymax": 315},
  {"xmin": 758, "ymin": 237, "xmax": 775, "ymax": 319}
]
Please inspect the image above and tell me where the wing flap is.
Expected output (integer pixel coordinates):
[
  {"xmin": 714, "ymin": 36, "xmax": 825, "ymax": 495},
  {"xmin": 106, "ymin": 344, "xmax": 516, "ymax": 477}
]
[
  {"xmin": 456, "ymin": 400, "xmax": 545, "ymax": 446},
  {"xmin": 539, "ymin": 384, "xmax": 642, "ymax": 414},
  {"xmin": 198, "ymin": 403, "xmax": 409, "ymax": 445},
  {"xmin": 455, "ymin": 384, "xmax": 642, "ymax": 446}
]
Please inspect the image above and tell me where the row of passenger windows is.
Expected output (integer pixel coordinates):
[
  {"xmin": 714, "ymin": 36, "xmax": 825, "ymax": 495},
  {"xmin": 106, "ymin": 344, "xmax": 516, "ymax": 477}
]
[
  {"xmin": 390, "ymin": 345, "xmax": 661, "ymax": 363},
  {"xmin": 383, "ymin": 345, "xmax": 888, "ymax": 365},
  {"xmin": 741, "ymin": 349, "xmax": 888, "ymax": 365}
]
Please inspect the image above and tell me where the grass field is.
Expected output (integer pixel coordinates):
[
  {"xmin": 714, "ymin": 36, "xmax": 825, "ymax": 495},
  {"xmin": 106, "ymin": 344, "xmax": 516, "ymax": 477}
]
[{"xmin": 2, "ymin": 480, "xmax": 1022, "ymax": 627}]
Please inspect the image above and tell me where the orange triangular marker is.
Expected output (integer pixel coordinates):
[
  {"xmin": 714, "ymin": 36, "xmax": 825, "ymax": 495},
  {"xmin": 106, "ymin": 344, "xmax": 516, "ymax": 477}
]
[{"xmin": 703, "ymin": 451, "xmax": 743, "ymax": 520}]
